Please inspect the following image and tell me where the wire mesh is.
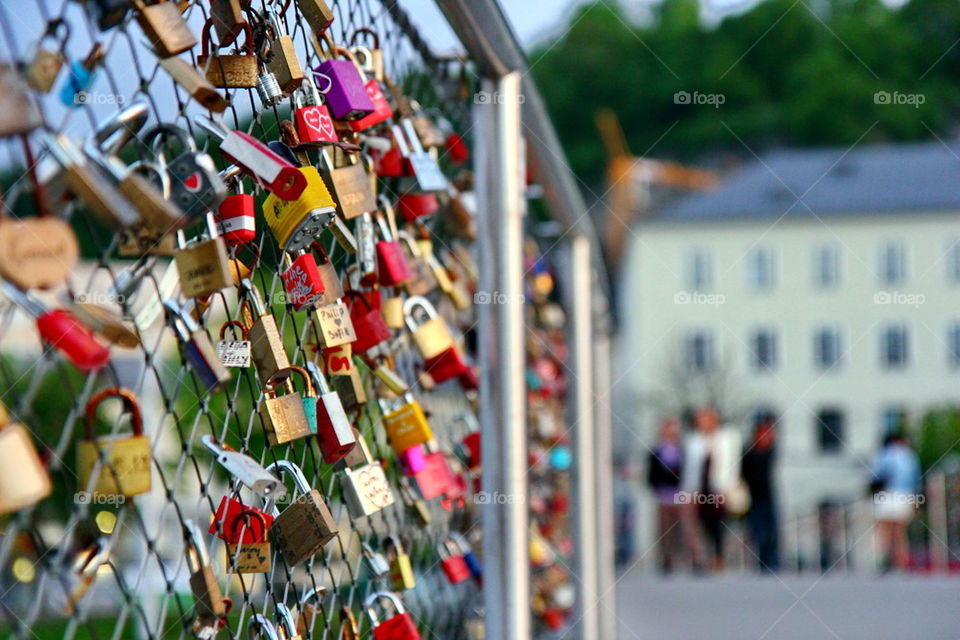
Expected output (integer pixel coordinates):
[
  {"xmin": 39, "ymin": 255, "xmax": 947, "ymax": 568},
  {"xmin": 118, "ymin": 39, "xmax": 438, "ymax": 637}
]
[{"xmin": 0, "ymin": 1, "xmax": 485, "ymax": 638}]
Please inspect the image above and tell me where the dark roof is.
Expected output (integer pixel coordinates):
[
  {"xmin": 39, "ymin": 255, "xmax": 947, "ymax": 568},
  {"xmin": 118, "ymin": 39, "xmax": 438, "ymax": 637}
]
[{"xmin": 652, "ymin": 141, "xmax": 960, "ymax": 222}]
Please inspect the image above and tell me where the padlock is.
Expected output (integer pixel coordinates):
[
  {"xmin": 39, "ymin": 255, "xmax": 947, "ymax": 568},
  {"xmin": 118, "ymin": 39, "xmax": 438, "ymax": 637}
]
[
  {"xmin": 413, "ymin": 450, "xmax": 456, "ymax": 500},
  {"xmin": 198, "ymin": 18, "xmax": 258, "ymax": 88},
  {"xmin": 349, "ymin": 28, "xmax": 384, "ymax": 81},
  {"xmin": 265, "ymin": 460, "xmax": 338, "ymax": 566},
  {"xmin": 376, "ymin": 212, "xmax": 413, "ymax": 287},
  {"xmin": 362, "ymin": 542, "xmax": 391, "ymax": 577},
  {"xmin": 175, "ymin": 214, "xmax": 232, "ymax": 298},
  {"xmin": 304, "ymin": 361, "xmax": 356, "ymax": 464},
  {"xmin": 0, "ymin": 281, "xmax": 110, "ymax": 371},
  {"xmin": 134, "ymin": 0, "xmax": 198, "ymax": 58},
  {"xmin": 184, "ymin": 520, "xmax": 230, "ymax": 634},
  {"xmin": 158, "ymin": 56, "xmax": 229, "ymax": 112},
  {"xmin": 25, "ymin": 19, "xmax": 68, "ymax": 93},
  {"xmin": 59, "ymin": 43, "xmax": 104, "ymax": 108},
  {"xmin": 0, "ymin": 65, "xmax": 40, "ymax": 137},
  {"xmin": 69, "ymin": 299, "xmax": 140, "ymax": 349},
  {"xmin": 210, "ymin": 495, "xmax": 274, "ymax": 541},
  {"xmin": 195, "ymin": 115, "xmax": 307, "ymax": 201},
  {"xmin": 248, "ymin": 613, "xmax": 281, "ymax": 640},
  {"xmin": 403, "ymin": 296, "xmax": 454, "ymax": 360},
  {"xmin": 263, "ymin": 166, "xmax": 337, "ymax": 252},
  {"xmin": 396, "ymin": 193, "xmax": 440, "ymax": 223},
  {"xmin": 201, "ymin": 435, "xmax": 287, "ymax": 499},
  {"xmin": 344, "ymin": 291, "xmax": 391, "ymax": 353},
  {"xmin": 295, "ymin": 586, "xmax": 330, "ymax": 637},
  {"xmin": 256, "ymin": 66, "xmax": 285, "ymax": 107},
  {"xmin": 0, "ymin": 216, "xmax": 78, "ymax": 290},
  {"xmin": 164, "ymin": 299, "xmax": 232, "ymax": 393},
  {"xmin": 423, "ymin": 345, "xmax": 474, "ymax": 387},
  {"xmin": 382, "ymin": 293, "xmax": 404, "ymax": 329},
  {"xmin": 76, "ymin": 387, "xmax": 151, "ymax": 498},
  {"xmin": 87, "ymin": 0, "xmax": 131, "ymax": 30},
  {"xmin": 311, "ymin": 299, "xmax": 357, "ymax": 349},
  {"xmin": 382, "ymin": 394, "xmax": 432, "ymax": 455},
  {"xmin": 265, "ymin": 7, "xmax": 305, "ymax": 94},
  {"xmin": 215, "ymin": 167, "xmax": 256, "ymax": 245},
  {"xmin": 385, "ymin": 536, "xmax": 416, "ymax": 591},
  {"xmin": 332, "ymin": 365, "xmax": 366, "ymax": 410},
  {"xmin": 281, "ymin": 252, "xmax": 326, "ymax": 310},
  {"xmin": 396, "ymin": 232, "xmax": 432, "ymax": 295},
  {"xmin": 399, "ymin": 477, "xmax": 431, "ymax": 527},
  {"xmin": 314, "ymin": 34, "xmax": 375, "ymax": 120},
  {"xmin": 240, "ymin": 278, "xmax": 291, "ymax": 384},
  {"xmin": 224, "ymin": 508, "xmax": 272, "ymax": 573},
  {"xmin": 340, "ymin": 433, "xmax": 395, "ymax": 519},
  {"xmin": 260, "ymin": 366, "xmax": 315, "ymax": 446},
  {"xmin": 275, "ymin": 603, "xmax": 303, "ymax": 640},
  {"xmin": 320, "ymin": 147, "xmax": 377, "ymax": 220},
  {"xmin": 398, "ymin": 444, "xmax": 426, "ymax": 475},
  {"xmin": 450, "ymin": 533, "xmax": 482, "ymax": 582},
  {"xmin": 0, "ymin": 407, "xmax": 52, "ymax": 514},
  {"xmin": 216, "ymin": 320, "xmax": 251, "ymax": 368},
  {"xmin": 353, "ymin": 215, "xmax": 378, "ymax": 286},
  {"xmin": 409, "ymin": 101, "xmax": 447, "ymax": 149},
  {"xmin": 365, "ymin": 592, "xmax": 422, "ymax": 640},
  {"xmin": 311, "ymin": 243, "xmax": 346, "ymax": 303},
  {"xmin": 293, "ymin": 77, "xmax": 339, "ymax": 144},
  {"xmin": 347, "ymin": 51, "xmax": 393, "ymax": 132},
  {"xmin": 438, "ymin": 538, "xmax": 471, "ymax": 584},
  {"xmin": 392, "ymin": 121, "xmax": 447, "ymax": 192},
  {"xmin": 142, "ymin": 124, "xmax": 228, "ymax": 219},
  {"xmin": 209, "ymin": 0, "xmax": 244, "ymax": 46},
  {"xmin": 364, "ymin": 353, "xmax": 409, "ymax": 396},
  {"xmin": 297, "ymin": 0, "xmax": 335, "ymax": 35}
]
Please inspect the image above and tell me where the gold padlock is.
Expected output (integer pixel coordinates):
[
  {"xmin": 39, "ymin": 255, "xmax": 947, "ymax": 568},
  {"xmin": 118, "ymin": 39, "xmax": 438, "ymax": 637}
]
[
  {"xmin": 381, "ymin": 394, "xmax": 433, "ymax": 454},
  {"xmin": 174, "ymin": 215, "xmax": 232, "ymax": 298},
  {"xmin": 297, "ymin": 0, "xmax": 334, "ymax": 35},
  {"xmin": 134, "ymin": 0, "xmax": 198, "ymax": 58},
  {"xmin": 76, "ymin": 387, "xmax": 152, "ymax": 498},
  {"xmin": 158, "ymin": 56, "xmax": 229, "ymax": 113},
  {"xmin": 260, "ymin": 366, "xmax": 314, "ymax": 446},
  {"xmin": 265, "ymin": 8, "xmax": 304, "ymax": 94},
  {"xmin": 241, "ymin": 278, "xmax": 291, "ymax": 384},
  {"xmin": 385, "ymin": 535, "xmax": 416, "ymax": 591},
  {"xmin": 209, "ymin": 0, "xmax": 244, "ymax": 46},
  {"xmin": 403, "ymin": 296, "xmax": 454, "ymax": 359},
  {"xmin": 0, "ymin": 405, "xmax": 52, "ymax": 514},
  {"xmin": 184, "ymin": 520, "xmax": 230, "ymax": 634},
  {"xmin": 25, "ymin": 19, "xmax": 68, "ymax": 93},
  {"xmin": 320, "ymin": 147, "xmax": 377, "ymax": 220},
  {"xmin": 198, "ymin": 19, "xmax": 258, "ymax": 88},
  {"xmin": 224, "ymin": 509, "xmax": 272, "ymax": 573},
  {"xmin": 262, "ymin": 167, "xmax": 336, "ymax": 253}
]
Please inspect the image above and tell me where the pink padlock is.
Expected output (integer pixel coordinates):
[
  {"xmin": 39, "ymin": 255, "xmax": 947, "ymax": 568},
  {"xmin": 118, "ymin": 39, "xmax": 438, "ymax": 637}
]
[{"xmin": 398, "ymin": 444, "xmax": 427, "ymax": 476}]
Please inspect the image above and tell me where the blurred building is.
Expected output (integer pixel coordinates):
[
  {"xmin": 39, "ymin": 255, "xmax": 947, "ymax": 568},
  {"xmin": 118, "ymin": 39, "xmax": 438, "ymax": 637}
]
[{"xmin": 617, "ymin": 141, "xmax": 960, "ymax": 558}]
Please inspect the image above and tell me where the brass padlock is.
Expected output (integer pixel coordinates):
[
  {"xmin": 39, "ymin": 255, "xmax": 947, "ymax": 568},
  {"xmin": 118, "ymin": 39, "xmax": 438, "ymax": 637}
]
[
  {"xmin": 297, "ymin": 0, "xmax": 334, "ymax": 35},
  {"xmin": 399, "ymin": 477, "xmax": 431, "ymax": 527},
  {"xmin": 209, "ymin": 0, "xmax": 244, "ymax": 46},
  {"xmin": 25, "ymin": 19, "xmax": 68, "ymax": 93},
  {"xmin": 174, "ymin": 214, "xmax": 232, "ymax": 298},
  {"xmin": 296, "ymin": 586, "xmax": 330, "ymax": 637},
  {"xmin": 339, "ymin": 433, "xmax": 395, "ymax": 519},
  {"xmin": 265, "ymin": 8, "xmax": 304, "ymax": 94},
  {"xmin": 0, "ymin": 405, "xmax": 52, "ymax": 514},
  {"xmin": 224, "ymin": 508, "xmax": 272, "ymax": 573},
  {"xmin": 311, "ymin": 299, "xmax": 357, "ymax": 349},
  {"xmin": 381, "ymin": 294, "xmax": 404, "ymax": 329},
  {"xmin": 260, "ymin": 366, "xmax": 314, "ymax": 446},
  {"xmin": 385, "ymin": 535, "xmax": 416, "ymax": 591},
  {"xmin": 320, "ymin": 147, "xmax": 377, "ymax": 220},
  {"xmin": 240, "ymin": 278, "xmax": 291, "ymax": 384},
  {"xmin": 134, "ymin": 0, "xmax": 198, "ymax": 58},
  {"xmin": 265, "ymin": 460, "xmax": 338, "ymax": 566},
  {"xmin": 158, "ymin": 56, "xmax": 229, "ymax": 113},
  {"xmin": 398, "ymin": 231, "xmax": 437, "ymax": 296},
  {"xmin": 0, "ymin": 64, "xmax": 43, "ymax": 137},
  {"xmin": 76, "ymin": 387, "xmax": 151, "ymax": 498},
  {"xmin": 381, "ymin": 394, "xmax": 433, "ymax": 454},
  {"xmin": 403, "ymin": 296, "xmax": 454, "ymax": 359},
  {"xmin": 184, "ymin": 520, "xmax": 230, "ymax": 634},
  {"xmin": 312, "ymin": 243, "xmax": 345, "ymax": 303},
  {"xmin": 198, "ymin": 18, "xmax": 258, "ymax": 88}
]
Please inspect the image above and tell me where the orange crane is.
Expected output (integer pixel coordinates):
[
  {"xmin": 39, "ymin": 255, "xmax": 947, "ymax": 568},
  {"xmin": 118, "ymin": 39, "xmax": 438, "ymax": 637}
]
[{"xmin": 594, "ymin": 109, "xmax": 718, "ymax": 272}]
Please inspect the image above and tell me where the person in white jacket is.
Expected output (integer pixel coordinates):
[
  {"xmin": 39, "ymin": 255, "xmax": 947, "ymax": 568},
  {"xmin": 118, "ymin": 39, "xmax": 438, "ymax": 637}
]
[{"xmin": 681, "ymin": 407, "xmax": 742, "ymax": 572}]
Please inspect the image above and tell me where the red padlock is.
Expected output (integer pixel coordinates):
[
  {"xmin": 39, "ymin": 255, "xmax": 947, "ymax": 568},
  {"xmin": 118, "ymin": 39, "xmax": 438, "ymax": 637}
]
[
  {"xmin": 423, "ymin": 345, "xmax": 471, "ymax": 385},
  {"xmin": 209, "ymin": 496, "xmax": 275, "ymax": 543},
  {"xmin": 396, "ymin": 192, "xmax": 440, "ymax": 222},
  {"xmin": 375, "ymin": 213, "xmax": 412, "ymax": 286},
  {"xmin": 365, "ymin": 592, "xmax": 422, "ymax": 640},
  {"xmin": 294, "ymin": 76, "xmax": 340, "ymax": 144},
  {"xmin": 414, "ymin": 451, "xmax": 456, "ymax": 500},
  {"xmin": 215, "ymin": 176, "xmax": 256, "ymax": 246},
  {"xmin": 377, "ymin": 146, "xmax": 405, "ymax": 177},
  {"xmin": 438, "ymin": 538, "xmax": 471, "ymax": 584},
  {"xmin": 446, "ymin": 133, "xmax": 469, "ymax": 166},
  {"xmin": 344, "ymin": 290, "xmax": 391, "ymax": 353},
  {"xmin": 282, "ymin": 252, "xmax": 326, "ymax": 310}
]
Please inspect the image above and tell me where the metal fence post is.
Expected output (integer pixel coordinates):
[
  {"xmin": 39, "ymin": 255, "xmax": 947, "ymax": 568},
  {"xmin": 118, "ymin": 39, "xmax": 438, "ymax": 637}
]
[
  {"xmin": 475, "ymin": 71, "xmax": 530, "ymax": 640},
  {"xmin": 593, "ymin": 326, "xmax": 616, "ymax": 639}
]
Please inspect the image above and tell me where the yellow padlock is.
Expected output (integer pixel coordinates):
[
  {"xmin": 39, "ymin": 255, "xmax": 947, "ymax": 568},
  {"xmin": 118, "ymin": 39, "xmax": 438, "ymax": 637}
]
[
  {"xmin": 382, "ymin": 394, "xmax": 433, "ymax": 453},
  {"xmin": 76, "ymin": 387, "xmax": 152, "ymax": 498},
  {"xmin": 263, "ymin": 166, "xmax": 337, "ymax": 253}
]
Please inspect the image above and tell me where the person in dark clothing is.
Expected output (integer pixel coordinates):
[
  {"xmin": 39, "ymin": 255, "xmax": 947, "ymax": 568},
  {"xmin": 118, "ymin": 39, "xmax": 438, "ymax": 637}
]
[
  {"xmin": 647, "ymin": 417, "xmax": 684, "ymax": 572},
  {"xmin": 741, "ymin": 417, "xmax": 780, "ymax": 572}
]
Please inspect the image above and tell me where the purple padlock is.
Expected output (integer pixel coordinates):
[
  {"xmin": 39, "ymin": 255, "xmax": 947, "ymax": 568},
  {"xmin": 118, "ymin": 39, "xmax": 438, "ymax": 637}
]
[
  {"xmin": 398, "ymin": 444, "xmax": 427, "ymax": 476},
  {"xmin": 314, "ymin": 41, "xmax": 374, "ymax": 120}
]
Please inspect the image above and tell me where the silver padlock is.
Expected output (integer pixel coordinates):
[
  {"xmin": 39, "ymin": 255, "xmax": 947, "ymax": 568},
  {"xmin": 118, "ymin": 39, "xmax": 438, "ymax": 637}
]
[
  {"xmin": 141, "ymin": 124, "xmax": 227, "ymax": 218},
  {"xmin": 201, "ymin": 435, "xmax": 288, "ymax": 500},
  {"xmin": 362, "ymin": 542, "xmax": 390, "ymax": 577}
]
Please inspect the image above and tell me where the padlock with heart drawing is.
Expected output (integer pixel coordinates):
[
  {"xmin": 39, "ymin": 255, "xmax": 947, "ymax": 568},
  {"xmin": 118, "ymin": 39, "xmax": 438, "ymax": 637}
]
[{"xmin": 294, "ymin": 76, "xmax": 339, "ymax": 144}]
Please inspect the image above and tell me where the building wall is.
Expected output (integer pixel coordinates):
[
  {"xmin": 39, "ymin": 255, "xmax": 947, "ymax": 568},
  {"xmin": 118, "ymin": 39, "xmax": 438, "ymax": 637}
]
[{"xmin": 615, "ymin": 211, "xmax": 960, "ymax": 562}]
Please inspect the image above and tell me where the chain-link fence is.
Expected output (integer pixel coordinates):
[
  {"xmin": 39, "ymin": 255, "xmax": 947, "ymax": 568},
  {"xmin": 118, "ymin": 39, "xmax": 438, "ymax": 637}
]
[{"xmin": 0, "ymin": 1, "xmax": 493, "ymax": 638}]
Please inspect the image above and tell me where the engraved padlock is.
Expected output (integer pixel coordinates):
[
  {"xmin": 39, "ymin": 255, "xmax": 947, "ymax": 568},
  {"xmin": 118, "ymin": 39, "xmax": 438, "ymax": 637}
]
[
  {"xmin": 240, "ymin": 278, "xmax": 291, "ymax": 383},
  {"xmin": 76, "ymin": 387, "xmax": 151, "ymax": 498},
  {"xmin": 174, "ymin": 213, "xmax": 232, "ymax": 298},
  {"xmin": 264, "ymin": 460, "xmax": 338, "ymax": 566},
  {"xmin": 259, "ymin": 365, "xmax": 315, "ymax": 446},
  {"xmin": 198, "ymin": 18, "xmax": 258, "ymax": 88}
]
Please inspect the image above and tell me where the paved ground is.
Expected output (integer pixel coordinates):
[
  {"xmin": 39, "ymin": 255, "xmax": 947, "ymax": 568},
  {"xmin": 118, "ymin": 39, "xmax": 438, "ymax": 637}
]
[{"xmin": 615, "ymin": 571, "xmax": 960, "ymax": 640}]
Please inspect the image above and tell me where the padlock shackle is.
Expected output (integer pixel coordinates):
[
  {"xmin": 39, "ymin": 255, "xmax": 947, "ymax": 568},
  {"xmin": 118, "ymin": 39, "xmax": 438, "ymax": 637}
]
[
  {"xmin": 247, "ymin": 613, "xmax": 281, "ymax": 640},
  {"xmin": 84, "ymin": 387, "xmax": 144, "ymax": 439},
  {"xmin": 341, "ymin": 290, "xmax": 375, "ymax": 313},
  {"xmin": 227, "ymin": 507, "xmax": 268, "ymax": 541},
  {"xmin": 274, "ymin": 602, "xmax": 298, "ymax": 637},
  {"xmin": 348, "ymin": 26, "xmax": 380, "ymax": 49},
  {"xmin": 303, "ymin": 360, "xmax": 334, "ymax": 395},
  {"xmin": 402, "ymin": 295, "xmax": 437, "ymax": 334},
  {"xmin": 265, "ymin": 459, "xmax": 313, "ymax": 497},
  {"xmin": 94, "ymin": 101, "xmax": 149, "ymax": 156},
  {"xmin": 436, "ymin": 537, "xmax": 462, "ymax": 560},
  {"xmin": 201, "ymin": 17, "xmax": 254, "ymax": 57},
  {"xmin": 299, "ymin": 585, "xmax": 329, "ymax": 606},
  {"xmin": 183, "ymin": 518, "xmax": 212, "ymax": 572},
  {"xmin": 384, "ymin": 534, "xmax": 405, "ymax": 557},
  {"xmin": 339, "ymin": 606, "xmax": 360, "ymax": 640},
  {"xmin": 218, "ymin": 319, "xmax": 249, "ymax": 341},
  {"xmin": 239, "ymin": 278, "xmax": 268, "ymax": 316},
  {"xmin": 364, "ymin": 591, "xmax": 406, "ymax": 625},
  {"xmin": 265, "ymin": 365, "xmax": 315, "ymax": 398}
]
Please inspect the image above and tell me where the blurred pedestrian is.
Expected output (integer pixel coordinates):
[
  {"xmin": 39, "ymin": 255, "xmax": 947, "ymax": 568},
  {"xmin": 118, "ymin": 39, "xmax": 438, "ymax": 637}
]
[
  {"xmin": 681, "ymin": 407, "xmax": 742, "ymax": 572},
  {"xmin": 870, "ymin": 433, "xmax": 920, "ymax": 572},
  {"xmin": 647, "ymin": 417, "xmax": 684, "ymax": 573},
  {"xmin": 742, "ymin": 416, "xmax": 780, "ymax": 572}
]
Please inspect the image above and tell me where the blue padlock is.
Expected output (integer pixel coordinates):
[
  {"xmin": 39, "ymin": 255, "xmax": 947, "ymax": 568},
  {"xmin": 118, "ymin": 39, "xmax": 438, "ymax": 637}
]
[{"xmin": 58, "ymin": 45, "xmax": 103, "ymax": 107}]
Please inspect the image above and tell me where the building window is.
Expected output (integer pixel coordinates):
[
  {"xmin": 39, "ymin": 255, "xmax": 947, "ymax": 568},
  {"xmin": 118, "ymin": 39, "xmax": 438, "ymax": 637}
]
[
  {"xmin": 749, "ymin": 328, "xmax": 778, "ymax": 371},
  {"xmin": 813, "ymin": 327, "xmax": 842, "ymax": 370},
  {"xmin": 816, "ymin": 409, "xmax": 845, "ymax": 453},
  {"xmin": 813, "ymin": 244, "xmax": 840, "ymax": 288},
  {"xmin": 686, "ymin": 248, "xmax": 712, "ymax": 291},
  {"xmin": 747, "ymin": 246, "xmax": 775, "ymax": 291},
  {"xmin": 879, "ymin": 241, "xmax": 906, "ymax": 285},
  {"xmin": 950, "ymin": 323, "xmax": 960, "ymax": 368},
  {"xmin": 948, "ymin": 240, "xmax": 960, "ymax": 285},
  {"xmin": 685, "ymin": 330, "xmax": 714, "ymax": 372},
  {"xmin": 880, "ymin": 324, "xmax": 909, "ymax": 369},
  {"xmin": 881, "ymin": 406, "xmax": 907, "ymax": 435}
]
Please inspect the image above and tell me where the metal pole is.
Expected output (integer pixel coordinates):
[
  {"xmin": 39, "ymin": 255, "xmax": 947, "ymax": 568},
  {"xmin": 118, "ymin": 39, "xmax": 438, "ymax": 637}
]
[
  {"xmin": 475, "ymin": 71, "xmax": 530, "ymax": 640},
  {"xmin": 568, "ymin": 235, "xmax": 598, "ymax": 640},
  {"xmin": 593, "ymin": 328, "xmax": 616, "ymax": 639}
]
